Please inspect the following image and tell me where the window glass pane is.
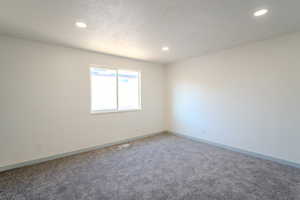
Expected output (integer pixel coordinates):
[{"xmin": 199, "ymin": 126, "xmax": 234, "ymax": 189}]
[
  {"xmin": 90, "ymin": 68, "xmax": 117, "ymax": 111},
  {"xmin": 118, "ymin": 70, "xmax": 140, "ymax": 110}
]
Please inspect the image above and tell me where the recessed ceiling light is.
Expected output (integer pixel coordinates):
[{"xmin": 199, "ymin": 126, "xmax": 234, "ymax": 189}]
[
  {"xmin": 162, "ymin": 46, "xmax": 169, "ymax": 51},
  {"xmin": 75, "ymin": 21, "xmax": 87, "ymax": 28},
  {"xmin": 253, "ymin": 9, "xmax": 268, "ymax": 17}
]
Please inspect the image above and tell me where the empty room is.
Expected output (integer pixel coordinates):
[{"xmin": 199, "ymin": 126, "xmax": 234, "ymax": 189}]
[{"xmin": 1, "ymin": 0, "xmax": 300, "ymax": 199}]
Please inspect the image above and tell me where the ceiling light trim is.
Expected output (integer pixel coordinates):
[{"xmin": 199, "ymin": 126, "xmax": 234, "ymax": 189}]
[
  {"xmin": 253, "ymin": 9, "xmax": 269, "ymax": 17},
  {"xmin": 75, "ymin": 21, "xmax": 87, "ymax": 28}
]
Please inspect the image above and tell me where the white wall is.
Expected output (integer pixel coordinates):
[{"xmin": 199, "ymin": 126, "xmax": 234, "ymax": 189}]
[
  {"xmin": 0, "ymin": 35, "xmax": 166, "ymax": 168},
  {"xmin": 167, "ymin": 32, "xmax": 300, "ymax": 164}
]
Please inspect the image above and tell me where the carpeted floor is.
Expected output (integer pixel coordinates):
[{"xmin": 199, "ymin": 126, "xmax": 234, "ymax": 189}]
[{"xmin": 1, "ymin": 133, "xmax": 300, "ymax": 200}]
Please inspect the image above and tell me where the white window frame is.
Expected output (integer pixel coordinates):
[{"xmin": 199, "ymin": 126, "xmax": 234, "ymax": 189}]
[{"xmin": 90, "ymin": 65, "xmax": 142, "ymax": 114}]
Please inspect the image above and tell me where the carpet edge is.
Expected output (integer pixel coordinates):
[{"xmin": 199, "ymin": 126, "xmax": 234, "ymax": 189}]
[{"xmin": 0, "ymin": 131, "xmax": 168, "ymax": 173}]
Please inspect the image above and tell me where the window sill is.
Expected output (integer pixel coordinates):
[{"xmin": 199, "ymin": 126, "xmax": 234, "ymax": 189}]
[{"xmin": 90, "ymin": 108, "xmax": 142, "ymax": 115}]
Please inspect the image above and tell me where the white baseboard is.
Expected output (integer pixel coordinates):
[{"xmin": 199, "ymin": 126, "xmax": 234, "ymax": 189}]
[
  {"xmin": 170, "ymin": 131, "xmax": 300, "ymax": 169},
  {"xmin": 4, "ymin": 131, "xmax": 298, "ymax": 173},
  {"xmin": 0, "ymin": 131, "xmax": 167, "ymax": 173}
]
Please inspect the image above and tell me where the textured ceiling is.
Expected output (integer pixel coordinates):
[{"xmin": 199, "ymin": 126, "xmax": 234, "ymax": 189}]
[{"xmin": 1, "ymin": 0, "xmax": 300, "ymax": 64}]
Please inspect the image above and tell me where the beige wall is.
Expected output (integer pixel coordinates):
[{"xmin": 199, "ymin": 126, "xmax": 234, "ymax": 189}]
[
  {"xmin": 167, "ymin": 32, "xmax": 300, "ymax": 164},
  {"xmin": 2, "ymin": 31, "xmax": 300, "ymax": 169},
  {"xmin": 0, "ymin": 35, "xmax": 166, "ymax": 168}
]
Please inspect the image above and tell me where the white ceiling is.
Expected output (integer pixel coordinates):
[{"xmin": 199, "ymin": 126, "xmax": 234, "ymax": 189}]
[{"xmin": 1, "ymin": 0, "xmax": 300, "ymax": 64}]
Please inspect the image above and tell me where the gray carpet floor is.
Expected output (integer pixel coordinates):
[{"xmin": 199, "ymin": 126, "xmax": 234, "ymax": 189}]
[{"xmin": 1, "ymin": 133, "xmax": 300, "ymax": 200}]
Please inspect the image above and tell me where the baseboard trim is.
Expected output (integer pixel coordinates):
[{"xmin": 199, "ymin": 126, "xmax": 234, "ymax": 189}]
[
  {"xmin": 171, "ymin": 131, "xmax": 300, "ymax": 169},
  {"xmin": 0, "ymin": 131, "xmax": 167, "ymax": 173}
]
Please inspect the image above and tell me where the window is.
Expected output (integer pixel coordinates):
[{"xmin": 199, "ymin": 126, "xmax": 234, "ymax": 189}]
[
  {"xmin": 90, "ymin": 67, "xmax": 141, "ymax": 113},
  {"xmin": 90, "ymin": 68, "xmax": 117, "ymax": 112},
  {"xmin": 118, "ymin": 70, "xmax": 140, "ymax": 111}
]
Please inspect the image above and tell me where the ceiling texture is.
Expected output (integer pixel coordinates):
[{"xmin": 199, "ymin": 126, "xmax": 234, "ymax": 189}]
[{"xmin": 1, "ymin": 0, "xmax": 300, "ymax": 64}]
